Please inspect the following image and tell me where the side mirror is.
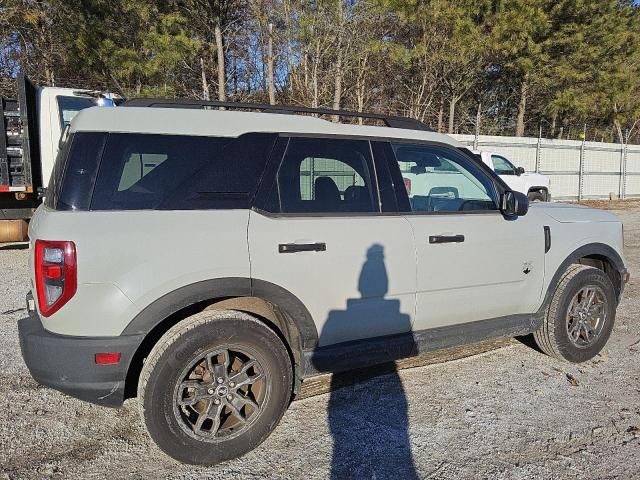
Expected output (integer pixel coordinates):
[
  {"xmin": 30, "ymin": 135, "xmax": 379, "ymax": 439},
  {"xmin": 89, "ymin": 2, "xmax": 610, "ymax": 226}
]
[
  {"xmin": 516, "ymin": 166, "xmax": 525, "ymax": 176},
  {"xmin": 501, "ymin": 190, "xmax": 529, "ymax": 218}
]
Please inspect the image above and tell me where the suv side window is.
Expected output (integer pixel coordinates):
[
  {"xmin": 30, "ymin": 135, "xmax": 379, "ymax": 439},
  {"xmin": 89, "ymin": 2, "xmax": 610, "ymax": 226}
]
[
  {"xmin": 267, "ymin": 137, "xmax": 377, "ymax": 213},
  {"xmin": 91, "ymin": 133, "xmax": 276, "ymax": 210},
  {"xmin": 391, "ymin": 143, "xmax": 498, "ymax": 213},
  {"xmin": 491, "ymin": 155, "xmax": 517, "ymax": 175}
]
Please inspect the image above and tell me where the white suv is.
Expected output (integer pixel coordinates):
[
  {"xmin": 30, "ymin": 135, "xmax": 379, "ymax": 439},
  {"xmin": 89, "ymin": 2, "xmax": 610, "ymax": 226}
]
[
  {"xmin": 472, "ymin": 150, "xmax": 551, "ymax": 201},
  {"xmin": 19, "ymin": 101, "xmax": 628, "ymax": 465}
]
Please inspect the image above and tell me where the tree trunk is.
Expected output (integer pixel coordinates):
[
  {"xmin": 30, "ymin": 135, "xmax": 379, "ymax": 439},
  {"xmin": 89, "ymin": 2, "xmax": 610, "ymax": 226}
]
[
  {"xmin": 303, "ymin": 51, "xmax": 309, "ymax": 93},
  {"xmin": 332, "ymin": 0, "xmax": 344, "ymax": 122},
  {"xmin": 515, "ymin": 75, "xmax": 529, "ymax": 137},
  {"xmin": 267, "ymin": 23, "xmax": 276, "ymax": 105},
  {"xmin": 550, "ymin": 112, "xmax": 557, "ymax": 138},
  {"xmin": 215, "ymin": 23, "xmax": 226, "ymax": 102},
  {"xmin": 45, "ymin": 65, "xmax": 54, "ymax": 86},
  {"xmin": 200, "ymin": 57, "xmax": 210, "ymax": 100},
  {"xmin": 311, "ymin": 42, "xmax": 320, "ymax": 108},
  {"xmin": 614, "ymin": 119, "xmax": 624, "ymax": 145},
  {"xmin": 448, "ymin": 96, "xmax": 458, "ymax": 134},
  {"xmin": 332, "ymin": 51, "xmax": 343, "ymax": 122},
  {"xmin": 284, "ymin": 0, "xmax": 294, "ymax": 92},
  {"xmin": 355, "ymin": 54, "xmax": 369, "ymax": 125},
  {"xmin": 437, "ymin": 99, "xmax": 444, "ymax": 133}
]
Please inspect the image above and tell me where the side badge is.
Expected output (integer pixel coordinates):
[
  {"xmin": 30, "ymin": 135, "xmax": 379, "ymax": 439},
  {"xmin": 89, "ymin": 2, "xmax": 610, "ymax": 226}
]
[{"xmin": 523, "ymin": 261, "xmax": 532, "ymax": 275}]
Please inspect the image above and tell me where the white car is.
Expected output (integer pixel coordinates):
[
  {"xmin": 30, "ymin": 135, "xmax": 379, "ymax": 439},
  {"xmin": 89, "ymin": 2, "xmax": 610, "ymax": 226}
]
[{"xmin": 473, "ymin": 150, "xmax": 551, "ymax": 201}]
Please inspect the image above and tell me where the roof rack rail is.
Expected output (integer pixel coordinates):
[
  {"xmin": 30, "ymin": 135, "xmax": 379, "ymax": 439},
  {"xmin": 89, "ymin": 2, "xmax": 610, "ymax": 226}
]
[{"xmin": 121, "ymin": 98, "xmax": 433, "ymax": 132}]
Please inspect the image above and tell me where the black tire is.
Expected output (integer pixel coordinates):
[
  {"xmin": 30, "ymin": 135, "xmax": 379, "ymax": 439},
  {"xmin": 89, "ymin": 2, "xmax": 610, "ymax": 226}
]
[
  {"xmin": 528, "ymin": 190, "xmax": 546, "ymax": 202},
  {"xmin": 533, "ymin": 264, "xmax": 616, "ymax": 363},
  {"xmin": 138, "ymin": 309, "xmax": 293, "ymax": 465}
]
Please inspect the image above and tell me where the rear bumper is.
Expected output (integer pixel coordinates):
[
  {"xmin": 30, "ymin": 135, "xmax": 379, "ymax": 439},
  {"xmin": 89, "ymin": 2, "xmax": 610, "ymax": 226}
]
[{"xmin": 18, "ymin": 301, "xmax": 143, "ymax": 407}]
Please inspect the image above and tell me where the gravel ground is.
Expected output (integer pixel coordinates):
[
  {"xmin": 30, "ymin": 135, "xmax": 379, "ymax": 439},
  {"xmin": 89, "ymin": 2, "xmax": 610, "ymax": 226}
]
[{"xmin": 1, "ymin": 205, "xmax": 639, "ymax": 479}]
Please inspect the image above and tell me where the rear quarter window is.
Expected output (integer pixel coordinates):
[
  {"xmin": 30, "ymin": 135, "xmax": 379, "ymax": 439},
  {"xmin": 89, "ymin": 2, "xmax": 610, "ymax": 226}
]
[
  {"xmin": 91, "ymin": 133, "xmax": 276, "ymax": 210},
  {"xmin": 47, "ymin": 132, "xmax": 106, "ymax": 210},
  {"xmin": 44, "ymin": 136, "xmax": 70, "ymax": 209}
]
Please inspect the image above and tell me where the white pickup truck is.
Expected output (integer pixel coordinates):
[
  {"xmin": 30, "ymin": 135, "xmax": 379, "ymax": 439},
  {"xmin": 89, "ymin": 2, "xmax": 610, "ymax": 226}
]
[
  {"xmin": 471, "ymin": 150, "xmax": 551, "ymax": 202},
  {"xmin": 0, "ymin": 75, "xmax": 116, "ymax": 242}
]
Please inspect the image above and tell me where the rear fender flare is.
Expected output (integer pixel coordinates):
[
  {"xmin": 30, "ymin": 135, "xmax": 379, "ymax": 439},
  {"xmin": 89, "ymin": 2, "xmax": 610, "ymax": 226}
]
[{"xmin": 122, "ymin": 277, "xmax": 319, "ymax": 353}]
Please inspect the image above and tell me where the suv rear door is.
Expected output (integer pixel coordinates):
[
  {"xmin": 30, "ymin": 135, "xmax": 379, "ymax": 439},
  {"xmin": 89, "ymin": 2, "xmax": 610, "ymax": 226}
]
[
  {"xmin": 249, "ymin": 136, "xmax": 416, "ymax": 347},
  {"xmin": 378, "ymin": 141, "xmax": 545, "ymax": 331}
]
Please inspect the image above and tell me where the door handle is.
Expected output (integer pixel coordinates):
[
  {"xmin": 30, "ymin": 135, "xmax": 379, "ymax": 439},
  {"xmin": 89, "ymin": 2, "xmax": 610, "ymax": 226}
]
[
  {"xmin": 429, "ymin": 235, "xmax": 465, "ymax": 244},
  {"xmin": 278, "ymin": 242, "xmax": 327, "ymax": 253}
]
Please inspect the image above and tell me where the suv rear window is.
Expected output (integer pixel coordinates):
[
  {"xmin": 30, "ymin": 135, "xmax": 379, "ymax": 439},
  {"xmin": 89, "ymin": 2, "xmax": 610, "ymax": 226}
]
[{"xmin": 87, "ymin": 133, "xmax": 275, "ymax": 210}]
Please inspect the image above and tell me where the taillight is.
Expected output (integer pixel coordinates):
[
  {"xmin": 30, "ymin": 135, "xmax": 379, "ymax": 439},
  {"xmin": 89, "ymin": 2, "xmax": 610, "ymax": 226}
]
[{"xmin": 35, "ymin": 240, "xmax": 77, "ymax": 317}]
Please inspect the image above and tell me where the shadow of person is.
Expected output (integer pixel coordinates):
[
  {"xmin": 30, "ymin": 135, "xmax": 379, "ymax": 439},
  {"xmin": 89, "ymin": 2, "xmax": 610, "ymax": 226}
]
[{"xmin": 313, "ymin": 244, "xmax": 419, "ymax": 479}]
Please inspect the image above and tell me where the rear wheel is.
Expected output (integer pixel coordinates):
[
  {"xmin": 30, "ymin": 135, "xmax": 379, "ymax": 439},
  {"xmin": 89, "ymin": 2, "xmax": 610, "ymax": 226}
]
[
  {"xmin": 138, "ymin": 310, "xmax": 293, "ymax": 465},
  {"xmin": 534, "ymin": 265, "xmax": 616, "ymax": 363}
]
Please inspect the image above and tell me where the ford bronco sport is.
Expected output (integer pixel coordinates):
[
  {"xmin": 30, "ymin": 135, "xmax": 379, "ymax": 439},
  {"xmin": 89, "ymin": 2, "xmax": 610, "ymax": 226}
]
[{"xmin": 19, "ymin": 101, "xmax": 629, "ymax": 465}]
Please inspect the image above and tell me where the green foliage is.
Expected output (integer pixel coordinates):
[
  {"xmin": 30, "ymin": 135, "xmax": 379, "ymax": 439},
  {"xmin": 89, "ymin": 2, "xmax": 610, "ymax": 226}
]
[
  {"xmin": 491, "ymin": 0, "xmax": 550, "ymax": 74},
  {"xmin": 1, "ymin": 0, "xmax": 639, "ymax": 141},
  {"xmin": 62, "ymin": 1, "xmax": 200, "ymax": 95}
]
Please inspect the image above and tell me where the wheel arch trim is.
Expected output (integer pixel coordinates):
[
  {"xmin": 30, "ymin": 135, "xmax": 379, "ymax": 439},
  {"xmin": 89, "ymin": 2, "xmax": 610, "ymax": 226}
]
[
  {"xmin": 121, "ymin": 277, "xmax": 319, "ymax": 350},
  {"xmin": 543, "ymin": 242, "xmax": 626, "ymax": 309}
]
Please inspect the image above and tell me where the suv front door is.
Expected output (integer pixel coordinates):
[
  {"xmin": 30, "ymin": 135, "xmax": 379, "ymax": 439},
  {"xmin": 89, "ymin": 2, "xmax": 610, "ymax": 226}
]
[
  {"xmin": 381, "ymin": 142, "xmax": 545, "ymax": 331},
  {"xmin": 249, "ymin": 136, "xmax": 416, "ymax": 347}
]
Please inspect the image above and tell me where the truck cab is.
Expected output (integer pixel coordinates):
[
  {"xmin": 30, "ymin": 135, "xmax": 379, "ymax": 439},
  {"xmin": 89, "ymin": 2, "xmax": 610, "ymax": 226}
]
[
  {"xmin": 472, "ymin": 150, "xmax": 551, "ymax": 202},
  {"xmin": 37, "ymin": 87, "xmax": 116, "ymax": 189},
  {"xmin": 0, "ymin": 75, "xmax": 116, "ymax": 242}
]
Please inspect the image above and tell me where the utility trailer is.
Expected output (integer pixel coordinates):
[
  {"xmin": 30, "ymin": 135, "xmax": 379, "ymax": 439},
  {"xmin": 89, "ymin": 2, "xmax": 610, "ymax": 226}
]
[{"xmin": 0, "ymin": 75, "xmax": 116, "ymax": 242}]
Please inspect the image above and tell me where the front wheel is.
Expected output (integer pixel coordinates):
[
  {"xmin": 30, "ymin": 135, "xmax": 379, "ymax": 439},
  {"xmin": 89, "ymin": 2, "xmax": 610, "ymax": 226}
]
[
  {"xmin": 528, "ymin": 190, "xmax": 546, "ymax": 202},
  {"xmin": 533, "ymin": 265, "xmax": 616, "ymax": 363},
  {"xmin": 138, "ymin": 310, "xmax": 293, "ymax": 465}
]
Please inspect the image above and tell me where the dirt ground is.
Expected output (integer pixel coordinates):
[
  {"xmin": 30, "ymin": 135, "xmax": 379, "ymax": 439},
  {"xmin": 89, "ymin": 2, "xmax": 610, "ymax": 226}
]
[{"xmin": 1, "ymin": 203, "xmax": 639, "ymax": 479}]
